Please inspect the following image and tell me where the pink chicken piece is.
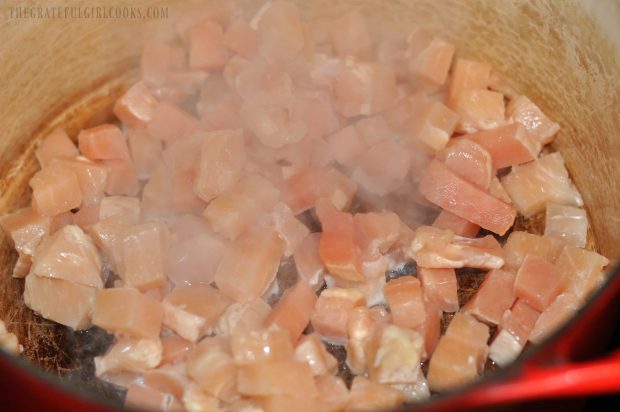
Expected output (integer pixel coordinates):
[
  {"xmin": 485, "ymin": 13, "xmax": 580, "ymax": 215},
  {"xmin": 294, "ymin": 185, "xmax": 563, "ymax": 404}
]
[
  {"xmin": 35, "ymin": 128, "xmax": 79, "ymax": 167},
  {"xmin": 188, "ymin": 21, "xmax": 228, "ymax": 71},
  {"xmin": 346, "ymin": 306, "xmax": 389, "ymax": 374},
  {"xmin": 121, "ymin": 222, "xmax": 168, "ymax": 291},
  {"xmin": 294, "ymin": 332, "xmax": 338, "ymax": 376},
  {"xmin": 255, "ymin": 1, "xmax": 306, "ymax": 62},
  {"xmin": 310, "ymin": 287, "xmax": 365, "ymax": 344},
  {"xmin": 503, "ymin": 231, "xmax": 565, "ymax": 271},
  {"xmin": 448, "ymin": 58, "xmax": 491, "ymax": 101},
  {"xmin": 113, "ymin": 82, "xmax": 158, "ymax": 129},
  {"xmin": 224, "ymin": 18, "xmax": 259, "ymax": 58},
  {"xmin": 384, "ymin": 276, "xmax": 426, "ymax": 330},
  {"xmin": 147, "ymin": 102, "xmax": 199, "ymax": 142},
  {"xmin": 52, "ymin": 158, "xmax": 108, "ymax": 207},
  {"xmin": 489, "ymin": 176, "xmax": 512, "ymax": 204},
  {"xmin": 514, "ymin": 254, "xmax": 565, "ymax": 311},
  {"xmin": 407, "ymin": 225, "xmax": 505, "ymax": 270},
  {"xmin": 163, "ymin": 285, "xmax": 232, "ymax": 342},
  {"xmin": 354, "ymin": 211, "xmax": 401, "ymax": 270},
  {"xmin": 460, "ymin": 123, "xmax": 540, "ymax": 170},
  {"xmin": 501, "ymin": 152, "xmax": 584, "ymax": 216},
  {"xmin": 31, "ymin": 225, "xmax": 102, "ymax": 288},
  {"xmin": 141, "ymin": 41, "xmax": 184, "ymax": 87},
  {"xmin": 269, "ymin": 202, "xmax": 310, "ymax": 257},
  {"xmin": 78, "ymin": 124, "xmax": 130, "ymax": 161},
  {"xmin": 297, "ymin": 91, "xmax": 341, "ymax": 141},
  {"xmin": 463, "ymin": 269, "xmax": 516, "ymax": 325},
  {"xmin": 23, "ymin": 274, "xmax": 96, "ymax": 330},
  {"xmin": 346, "ymin": 376, "xmax": 404, "ymax": 412},
  {"xmin": 355, "ymin": 115, "xmax": 393, "ymax": 147},
  {"xmin": 329, "ymin": 10, "xmax": 372, "ymax": 59},
  {"xmin": 125, "ymin": 382, "xmax": 181, "ymax": 412},
  {"xmin": 237, "ymin": 361, "xmax": 317, "ymax": 398},
  {"xmin": 92, "ymin": 288, "xmax": 163, "ymax": 339},
  {"xmin": 325, "ymin": 125, "xmax": 368, "ymax": 167},
  {"xmin": 0, "ymin": 207, "xmax": 51, "ymax": 257},
  {"xmin": 166, "ymin": 231, "xmax": 227, "ymax": 286},
  {"xmin": 281, "ymin": 167, "xmax": 357, "ymax": 214},
  {"xmin": 95, "ymin": 337, "xmax": 163, "ymax": 376},
  {"xmin": 451, "ymin": 89, "xmax": 505, "ymax": 133},
  {"xmin": 87, "ymin": 215, "xmax": 131, "ymax": 273},
  {"xmin": 186, "ymin": 336, "xmax": 237, "ymax": 401},
  {"xmin": 230, "ymin": 327, "xmax": 293, "ymax": 365},
  {"xmin": 29, "ymin": 161, "xmax": 82, "ymax": 217},
  {"xmin": 160, "ymin": 335, "xmax": 193, "ymax": 365},
  {"xmin": 432, "ymin": 210, "xmax": 480, "ymax": 238},
  {"xmin": 214, "ymin": 225, "xmax": 285, "ymax": 302},
  {"xmin": 544, "ymin": 203, "xmax": 589, "ymax": 248},
  {"xmin": 240, "ymin": 97, "xmax": 307, "ymax": 149},
  {"xmin": 99, "ymin": 196, "xmax": 140, "ymax": 223},
  {"xmin": 204, "ymin": 174, "xmax": 280, "ymax": 240},
  {"xmin": 334, "ymin": 59, "xmax": 397, "ymax": 117},
  {"xmin": 265, "ymin": 280, "xmax": 317, "ymax": 342},
  {"xmin": 555, "ymin": 244, "xmax": 609, "ymax": 300},
  {"xmin": 98, "ymin": 159, "xmax": 140, "ymax": 196},
  {"xmin": 529, "ymin": 293, "xmax": 581, "ymax": 344},
  {"xmin": 406, "ymin": 99, "xmax": 459, "ymax": 152},
  {"xmin": 352, "ymin": 139, "xmax": 411, "ymax": 197},
  {"xmin": 489, "ymin": 299, "xmax": 540, "ymax": 366},
  {"xmin": 316, "ymin": 199, "xmax": 364, "ymax": 283},
  {"xmin": 418, "ymin": 267, "xmax": 459, "ymax": 313},
  {"xmin": 437, "ymin": 139, "xmax": 493, "ymax": 189},
  {"xmin": 235, "ymin": 57, "xmax": 292, "ymax": 102},
  {"xmin": 193, "ymin": 129, "xmax": 246, "ymax": 203},
  {"xmin": 293, "ymin": 233, "xmax": 326, "ymax": 290},
  {"xmin": 507, "ymin": 95, "xmax": 560, "ymax": 145},
  {"xmin": 419, "ymin": 160, "xmax": 516, "ymax": 235},
  {"xmin": 408, "ymin": 37, "xmax": 455, "ymax": 87},
  {"xmin": 427, "ymin": 313, "xmax": 489, "ymax": 392},
  {"xmin": 128, "ymin": 128, "xmax": 163, "ymax": 180},
  {"xmin": 257, "ymin": 395, "xmax": 320, "ymax": 412}
]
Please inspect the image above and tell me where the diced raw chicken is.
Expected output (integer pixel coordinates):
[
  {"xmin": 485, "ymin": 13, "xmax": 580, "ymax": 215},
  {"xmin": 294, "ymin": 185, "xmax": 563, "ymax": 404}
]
[
  {"xmin": 391, "ymin": 379, "xmax": 431, "ymax": 403},
  {"xmin": 437, "ymin": 139, "xmax": 493, "ymax": 189},
  {"xmin": 281, "ymin": 168, "xmax": 357, "ymax": 214},
  {"xmin": 427, "ymin": 314, "xmax": 489, "ymax": 392},
  {"xmin": 421, "ymin": 301, "xmax": 442, "ymax": 359},
  {"xmin": 125, "ymin": 382, "xmax": 182, "ymax": 412},
  {"xmin": 186, "ymin": 337, "xmax": 237, "ymax": 401},
  {"xmin": 188, "ymin": 21, "xmax": 228, "ymax": 71},
  {"xmin": 315, "ymin": 375, "xmax": 350, "ymax": 412},
  {"xmin": 49, "ymin": 211, "xmax": 74, "ymax": 234},
  {"xmin": 121, "ymin": 222, "xmax": 168, "ymax": 291},
  {"xmin": 544, "ymin": 203, "xmax": 589, "ymax": 248},
  {"xmin": 555, "ymin": 245, "xmax": 609, "ymax": 300},
  {"xmin": 352, "ymin": 139, "xmax": 411, "ymax": 196},
  {"xmin": 163, "ymin": 285, "xmax": 232, "ymax": 342},
  {"xmin": 418, "ymin": 267, "xmax": 458, "ymax": 313},
  {"xmin": 419, "ymin": 160, "xmax": 516, "ymax": 235},
  {"xmin": 230, "ymin": 327, "xmax": 294, "ymax": 364},
  {"xmin": 92, "ymin": 288, "xmax": 163, "ymax": 338},
  {"xmin": 294, "ymin": 233, "xmax": 325, "ymax": 290},
  {"xmin": 214, "ymin": 225, "xmax": 285, "ymax": 302},
  {"xmin": 87, "ymin": 215, "xmax": 131, "ymax": 273},
  {"xmin": 449, "ymin": 59, "xmax": 491, "ymax": 101},
  {"xmin": 325, "ymin": 125, "xmax": 367, "ymax": 167},
  {"xmin": 235, "ymin": 57, "xmax": 293, "ymax": 102},
  {"xmin": 160, "ymin": 335, "xmax": 193, "ymax": 365},
  {"xmin": 489, "ymin": 299, "xmax": 540, "ymax": 366},
  {"xmin": 501, "ymin": 152, "xmax": 584, "ymax": 216},
  {"xmin": 294, "ymin": 333, "xmax": 338, "ymax": 376},
  {"xmin": 384, "ymin": 276, "xmax": 426, "ymax": 330},
  {"xmin": 270, "ymin": 202, "xmax": 310, "ymax": 256},
  {"xmin": 355, "ymin": 115, "xmax": 393, "ymax": 147},
  {"xmin": 224, "ymin": 18, "xmax": 259, "ymax": 57},
  {"xmin": 310, "ymin": 288, "xmax": 365, "ymax": 344},
  {"xmin": 506, "ymin": 95, "xmax": 560, "ymax": 145},
  {"xmin": 182, "ymin": 384, "xmax": 219, "ymax": 412},
  {"xmin": 237, "ymin": 361, "xmax": 317, "ymax": 397},
  {"xmin": 29, "ymin": 161, "xmax": 82, "ymax": 216},
  {"xmin": 35, "ymin": 128, "xmax": 79, "ymax": 166},
  {"xmin": 329, "ymin": 10, "xmax": 372, "ymax": 58},
  {"xmin": 78, "ymin": 124, "xmax": 130, "ymax": 161},
  {"xmin": 147, "ymin": 102, "xmax": 199, "ymax": 142},
  {"xmin": 141, "ymin": 41, "xmax": 182, "ymax": 87},
  {"xmin": 0, "ymin": 320, "xmax": 22, "ymax": 355},
  {"xmin": 334, "ymin": 59, "xmax": 397, "ymax": 117},
  {"xmin": 52, "ymin": 158, "xmax": 108, "ymax": 206},
  {"xmin": 143, "ymin": 364, "xmax": 188, "ymax": 400},
  {"xmin": 23, "ymin": 275, "xmax": 96, "ymax": 330},
  {"xmin": 316, "ymin": 199, "xmax": 364, "ymax": 282},
  {"xmin": 241, "ymin": 97, "xmax": 307, "ymax": 149},
  {"xmin": 432, "ymin": 210, "xmax": 479, "ymax": 237},
  {"xmin": 257, "ymin": 395, "xmax": 321, "ymax": 412},
  {"xmin": 406, "ymin": 99, "xmax": 459, "ymax": 152},
  {"xmin": 367, "ymin": 324, "xmax": 424, "ymax": 385},
  {"xmin": 31, "ymin": 225, "xmax": 102, "ymax": 288},
  {"xmin": 408, "ymin": 38, "xmax": 455, "ymax": 86},
  {"xmin": 451, "ymin": 90, "xmax": 505, "ymax": 133},
  {"xmin": 463, "ymin": 269, "xmax": 516, "ymax": 325},
  {"xmin": 529, "ymin": 293, "xmax": 581, "ymax": 344},
  {"xmin": 204, "ymin": 174, "xmax": 280, "ymax": 240},
  {"xmin": 460, "ymin": 123, "xmax": 540, "ymax": 169},
  {"xmin": 99, "ymin": 159, "xmax": 140, "ymax": 196},
  {"xmin": 213, "ymin": 299, "xmax": 272, "ymax": 337},
  {"xmin": 193, "ymin": 129, "xmax": 246, "ymax": 202},
  {"xmin": 166, "ymin": 232, "xmax": 227, "ymax": 286},
  {"xmin": 0, "ymin": 208, "xmax": 50, "ymax": 257},
  {"xmin": 503, "ymin": 231, "xmax": 565, "ymax": 271},
  {"xmin": 514, "ymin": 254, "xmax": 564, "ymax": 311},
  {"xmin": 489, "ymin": 176, "xmax": 513, "ymax": 204},
  {"xmin": 265, "ymin": 281, "xmax": 317, "ymax": 341},
  {"xmin": 99, "ymin": 196, "xmax": 140, "ymax": 223},
  {"xmin": 346, "ymin": 376, "xmax": 404, "ymax": 412},
  {"xmin": 255, "ymin": 1, "xmax": 306, "ymax": 62},
  {"xmin": 354, "ymin": 211, "xmax": 401, "ymax": 260},
  {"xmin": 95, "ymin": 337, "xmax": 162, "ymax": 376},
  {"xmin": 128, "ymin": 128, "xmax": 163, "ymax": 180},
  {"xmin": 113, "ymin": 82, "xmax": 158, "ymax": 129},
  {"xmin": 298, "ymin": 92, "xmax": 341, "ymax": 141},
  {"xmin": 407, "ymin": 226, "xmax": 504, "ymax": 270}
]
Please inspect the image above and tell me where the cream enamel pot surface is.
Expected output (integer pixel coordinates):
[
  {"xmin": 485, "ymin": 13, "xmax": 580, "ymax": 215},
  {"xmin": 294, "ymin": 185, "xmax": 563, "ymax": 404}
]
[{"xmin": 0, "ymin": 0, "xmax": 619, "ymax": 411}]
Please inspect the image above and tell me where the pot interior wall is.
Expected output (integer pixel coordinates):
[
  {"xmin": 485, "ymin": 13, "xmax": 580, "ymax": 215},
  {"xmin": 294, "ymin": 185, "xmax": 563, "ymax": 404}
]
[{"xmin": 0, "ymin": 0, "xmax": 618, "ymax": 404}]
